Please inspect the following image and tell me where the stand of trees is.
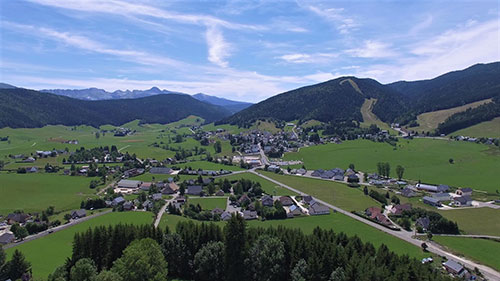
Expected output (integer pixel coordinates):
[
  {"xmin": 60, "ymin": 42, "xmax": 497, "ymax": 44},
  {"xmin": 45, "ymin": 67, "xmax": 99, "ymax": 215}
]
[
  {"xmin": 47, "ymin": 215, "xmax": 452, "ymax": 281},
  {"xmin": 401, "ymin": 208, "xmax": 460, "ymax": 234}
]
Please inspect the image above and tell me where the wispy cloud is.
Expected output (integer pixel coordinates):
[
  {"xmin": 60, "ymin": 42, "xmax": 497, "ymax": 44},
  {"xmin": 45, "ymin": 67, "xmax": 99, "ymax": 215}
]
[
  {"xmin": 409, "ymin": 14, "xmax": 433, "ymax": 35},
  {"xmin": 206, "ymin": 24, "xmax": 232, "ymax": 67},
  {"xmin": 306, "ymin": 5, "xmax": 358, "ymax": 34},
  {"xmin": 278, "ymin": 52, "xmax": 338, "ymax": 64},
  {"xmin": 2, "ymin": 21, "xmax": 187, "ymax": 68},
  {"xmin": 346, "ymin": 40, "xmax": 396, "ymax": 58}
]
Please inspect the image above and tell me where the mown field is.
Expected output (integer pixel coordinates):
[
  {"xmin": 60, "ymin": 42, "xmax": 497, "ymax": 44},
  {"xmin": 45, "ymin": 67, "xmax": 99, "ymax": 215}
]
[
  {"xmin": 436, "ymin": 208, "xmax": 500, "ymax": 236},
  {"xmin": 188, "ymin": 197, "xmax": 227, "ymax": 210},
  {"xmin": 452, "ymin": 117, "xmax": 500, "ymax": 138},
  {"xmin": 0, "ymin": 172, "xmax": 96, "ymax": 216},
  {"xmin": 5, "ymin": 211, "xmax": 153, "ymax": 280},
  {"xmin": 178, "ymin": 160, "xmax": 244, "ymax": 171},
  {"xmin": 412, "ymin": 99, "xmax": 492, "ymax": 133},
  {"xmin": 359, "ymin": 98, "xmax": 394, "ymax": 133},
  {"xmin": 433, "ymin": 236, "xmax": 500, "ymax": 271},
  {"xmin": 220, "ymin": 172, "xmax": 297, "ymax": 196},
  {"xmin": 259, "ymin": 171, "xmax": 380, "ymax": 212},
  {"xmin": 283, "ymin": 138, "xmax": 500, "ymax": 193}
]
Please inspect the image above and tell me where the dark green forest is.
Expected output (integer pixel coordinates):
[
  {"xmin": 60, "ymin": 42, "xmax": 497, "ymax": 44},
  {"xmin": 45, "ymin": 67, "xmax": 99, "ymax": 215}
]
[{"xmin": 33, "ymin": 215, "xmax": 453, "ymax": 281}]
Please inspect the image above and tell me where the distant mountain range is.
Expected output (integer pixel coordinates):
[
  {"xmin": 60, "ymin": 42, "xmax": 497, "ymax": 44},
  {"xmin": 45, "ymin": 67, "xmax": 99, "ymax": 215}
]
[
  {"xmin": 0, "ymin": 88, "xmax": 231, "ymax": 128},
  {"xmin": 41, "ymin": 87, "xmax": 252, "ymax": 114},
  {"xmin": 220, "ymin": 62, "xmax": 500, "ymax": 134},
  {"xmin": 2, "ymin": 62, "xmax": 499, "ymax": 133}
]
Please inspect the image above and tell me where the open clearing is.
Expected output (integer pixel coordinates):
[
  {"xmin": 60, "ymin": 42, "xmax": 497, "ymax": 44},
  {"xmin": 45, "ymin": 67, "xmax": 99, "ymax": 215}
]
[
  {"xmin": 0, "ymin": 172, "xmax": 96, "ymax": 216},
  {"xmin": 437, "ymin": 208, "xmax": 500, "ymax": 236},
  {"xmin": 433, "ymin": 236, "xmax": 500, "ymax": 271},
  {"xmin": 5, "ymin": 212, "xmax": 153, "ymax": 280},
  {"xmin": 452, "ymin": 117, "xmax": 500, "ymax": 138},
  {"xmin": 283, "ymin": 138, "xmax": 500, "ymax": 193},
  {"xmin": 411, "ymin": 99, "xmax": 492, "ymax": 132},
  {"xmin": 360, "ymin": 98, "xmax": 393, "ymax": 132}
]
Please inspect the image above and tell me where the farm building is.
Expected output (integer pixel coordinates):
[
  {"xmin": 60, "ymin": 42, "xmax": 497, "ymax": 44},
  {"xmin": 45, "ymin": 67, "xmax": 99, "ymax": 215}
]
[{"xmin": 117, "ymin": 180, "xmax": 142, "ymax": 189}]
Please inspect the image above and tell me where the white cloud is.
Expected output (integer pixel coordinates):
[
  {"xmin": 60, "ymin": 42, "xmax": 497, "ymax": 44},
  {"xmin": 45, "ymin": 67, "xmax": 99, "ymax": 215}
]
[
  {"xmin": 278, "ymin": 52, "xmax": 338, "ymax": 64},
  {"xmin": 306, "ymin": 5, "xmax": 358, "ymax": 34},
  {"xmin": 346, "ymin": 40, "xmax": 396, "ymax": 58},
  {"xmin": 206, "ymin": 24, "xmax": 232, "ymax": 67}
]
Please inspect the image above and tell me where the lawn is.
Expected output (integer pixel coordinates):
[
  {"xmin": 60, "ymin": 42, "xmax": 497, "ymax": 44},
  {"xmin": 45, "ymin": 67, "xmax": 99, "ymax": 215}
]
[
  {"xmin": 5, "ymin": 211, "xmax": 153, "ymax": 280},
  {"xmin": 259, "ymin": 171, "xmax": 379, "ymax": 212},
  {"xmin": 220, "ymin": 172, "xmax": 297, "ymax": 196},
  {"xmin": 0, "ymin": 172, "xmax": 97, "ymax": 216},
  {"xmin": 283, "ymin": 138, "xmax": 500, "ymax": 193},
  {"xmin": 188, "ymin": 197, "xmax": 227, "ymax": 210},
  {"xmin": 453, "ymin": 117, "xmax": 500, "ymax": 138},
  {"xmin": 433, "ymin": 236, "xmax": 500, "ymax": 271},
  {"xmin": 360, "ymin": 98, "xmax": 394, "ymax": 133}
]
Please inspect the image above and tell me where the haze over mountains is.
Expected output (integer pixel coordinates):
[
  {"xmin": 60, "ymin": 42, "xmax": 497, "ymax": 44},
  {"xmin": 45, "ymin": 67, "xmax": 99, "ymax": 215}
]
[
  {"xmin": 1, "ymin": 62, "xmax": 499, "ymax": 133},
  {"xmin": 41, "ymin": 87, "xmax": 252, "ymax": 114}
]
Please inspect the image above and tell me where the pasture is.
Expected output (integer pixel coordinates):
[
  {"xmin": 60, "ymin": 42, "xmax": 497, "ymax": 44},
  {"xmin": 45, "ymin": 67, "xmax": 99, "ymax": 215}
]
[
  {"xmin": 5, "ymin": 211, "xmax": 153, "ymax": 280},
  {"xmin": 452, "ymin": 117, "xmax": 500, "ymax": 138},
  {"xmin": 437, "ymin": 208, "xmax": 500, "ymax": 236},
  {"xmin": 412, "ymin": 99, "xmax": 492, "ymax": 133},
  {"xmin": 259, "ymin": 171, "xmax": 379, "ymax": 212},
  {"xmin": 283, "ymin": 138, "xmax": 500, "ymax": 193},
  {"xmin": 179, "ymin": 160, "xmax": 244, "ymax": 171},
  {"xmin": 433, "ymin": 236, "xmax": 500, "ymax": 271},
  {"xmin": 0, "ymin": 172, "xmax": 96, "ymax": 216}
]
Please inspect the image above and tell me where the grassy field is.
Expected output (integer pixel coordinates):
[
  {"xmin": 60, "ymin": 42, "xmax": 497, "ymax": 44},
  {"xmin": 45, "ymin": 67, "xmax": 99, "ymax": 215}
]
[
  {"xmin": 433, "ymin": 236, "xmax": 500, "ymax": 271},
  {"xmin": 250, "ymin": 120, "xmax": 281, "ymax": 134},
  {"xmin": 187, "ymin": 197, "xmax": 227, "ymax": 210},
  {"xmin": 220, "ymin": 172, "xmax": 297, "ymax": 196},
  {"xmin": 259, "ymin": 171, "xmax": 379, "ymax": 212},
  {"xmin": 412, "ymin": 99, "xmax": 492, "ymax": 133},
  {"xmin": 0, "ymin": 172, "xmax": 97, "ymax": 216},
  {"xmin": 158, "ymin": 213, "xmax": 429, "ymax": 260},
  {"xmin": 202, "ymin": 123, "xmax": 245, "ymax": 134},
  {"xmin": 437, "ymin": 208, "xmax": 500, "ymax": 236},
  {"xmin": 453, "ymin": 117, "xmax": 500, "ymax": 138},
  {"xmin": 284, "ymin": 138, "xmax": 500, "ymax": 193},
  {"xmin": 5, "ymin": 212, "xmax": 153, "ymax": 280},
  {"xmin": 360, "ymin": 98, "xmax": 393, "ymax": 132}
]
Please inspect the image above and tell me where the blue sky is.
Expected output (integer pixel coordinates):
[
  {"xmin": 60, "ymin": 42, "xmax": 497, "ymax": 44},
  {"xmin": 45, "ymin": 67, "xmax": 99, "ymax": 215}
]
[{"xmin": 1, "ymin": 0, "xmax": 498, "ymax": 102}]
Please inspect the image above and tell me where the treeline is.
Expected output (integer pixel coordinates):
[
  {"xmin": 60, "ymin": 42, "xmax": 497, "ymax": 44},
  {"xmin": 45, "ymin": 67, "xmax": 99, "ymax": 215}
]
[
  {"xmin": 47, "ymin": 215, "xmax": 452, "ymax": 281},
  {"xmin": 401, "ymin": 208, "xmax": 460, "ymax": 234},
  {"xmin": 437, "ymin": 95, "xmax": 500, "ymax": 135}
]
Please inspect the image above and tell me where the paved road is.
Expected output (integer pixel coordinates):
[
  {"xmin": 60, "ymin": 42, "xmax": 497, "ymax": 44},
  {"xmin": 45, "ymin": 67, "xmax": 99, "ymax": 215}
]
[
  {"xmin": 154, "ymin": 195, "xmax": 178, "ymax": 228},
  {"xmin": 4, "ymin": 209, "xmax": 113, "ymax": 249},
  {"xmin": 250, "ymin": 170, "xmax": 500, "ymax": 281},
  {"xmin": 258, "ymin": 143, "xmax": 270, "ymax": 166}
]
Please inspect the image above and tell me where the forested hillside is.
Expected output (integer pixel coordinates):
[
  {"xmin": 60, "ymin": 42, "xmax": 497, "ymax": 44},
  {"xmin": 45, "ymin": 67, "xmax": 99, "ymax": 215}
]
[
  {"xmin": 0, "ymin": 88, "xmax": 231, "ymax": 128},
  {"xmin": 219, "ymin": 77, "xmax": 407, "ymax": 127}
]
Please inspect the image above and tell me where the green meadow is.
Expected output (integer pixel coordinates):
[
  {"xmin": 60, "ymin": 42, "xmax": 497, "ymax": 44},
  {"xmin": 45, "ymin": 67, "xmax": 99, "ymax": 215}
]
[
  {"xmin": 433, "ymin": 236, "xmax": 500, "ymax": 271},
  {"xmin": 5, "ymin": 211, "xmax": 153, "ymax": 280},
  {"xmin": 259, "ymin": 171, "xmax": 379, "ymax": 212},
  {"xmin": 437, "ymin": 208, "xmax": 500, "ymax": 236},
  {"xmin": 284, "ymin": 138, "xmax": 500, "ymax": 193},
  {"xmin": 179, "ymin": 160, "xmax": 244, "ymax": 171},
  {"xmin": 0, "ymin": 172, "xmax": 97, "ymax": 216},
  {"xmin": 187, "ymin": 197, "xmax": 227, "ymax": 210}
]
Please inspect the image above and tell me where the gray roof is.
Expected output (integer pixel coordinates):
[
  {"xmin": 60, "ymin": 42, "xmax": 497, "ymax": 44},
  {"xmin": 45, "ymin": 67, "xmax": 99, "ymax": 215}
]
[
  {"xmin": 113, "ymin": 196, "xmax": 126, "ymax": 204},
  {"xmin": 0, "ymin": 232, "xmax": 15, "ymax": 244},
  {"xmin": 72, "ymin": 209, "xmax": 86, "ymax": 217},
  {"xmin": 423, "ymin": 196, "xmax": 440, "ymax": 204},
  {"xmin": 454, "ymin": 196, "xmax": 472, "ymax": 204},
  {"xmin": 117, "ymin": 179, "xmax": 142, "ymax": 188},
  {"xmin": 187, "ymin": 185, "xmax": 203, "ymax": 195},
  {"xmin": 443, "ymin": 260, "xmax": 464, "ymax": 273}
]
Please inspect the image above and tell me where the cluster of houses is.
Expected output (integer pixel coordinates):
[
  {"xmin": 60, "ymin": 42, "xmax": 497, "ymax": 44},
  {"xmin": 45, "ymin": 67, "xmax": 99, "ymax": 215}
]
[
  {"xmin": 0, "ymin": 213, "xmax": 32, "ymax": 245},
  {"xmin": 311, "ymin": 168, "xmax": 361, "ymax": 183},
  {"xmin": 180, "ymin": 168, "xmax": 232, "ymax": 177},
  {"xmin": 113, "ymin": 127, "xmax": 134, "ymax": 137},
  {"xmin": 407, "ymin": 184, "xmax": 474, "ymax": 208}
]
